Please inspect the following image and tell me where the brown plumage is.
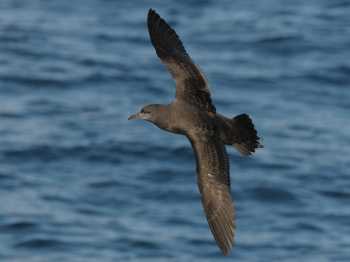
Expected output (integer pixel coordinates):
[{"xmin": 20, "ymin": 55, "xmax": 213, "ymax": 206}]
[
  {"xmin": 147, "ymin": 9, "xmax": 216, "ymax": 114},
  {"xmin": 128, "ymin": 9, "xmax": 263, "ymax": 255}
]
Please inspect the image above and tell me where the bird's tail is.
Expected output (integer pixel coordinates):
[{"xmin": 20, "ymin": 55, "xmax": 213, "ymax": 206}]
[{"xmin": 230, "ymin": 114, "xmax": 263, "ymax": 156}]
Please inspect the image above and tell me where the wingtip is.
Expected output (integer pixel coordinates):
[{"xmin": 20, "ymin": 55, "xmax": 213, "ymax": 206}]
[
  {"xmin": 147, "ymin": 8, "xmax": 160, "ymax": 31},
  {"xmin": 222, "ymin": 249, "xmax": 230, "ymax": 256},
  {"xmin": 220, "ymin": 244, "xmax": 233, "ymax": 256},
  {"xmin": 221, "ymin": 240, "xmax": 235, "ymax": 256},
  {"xmin": 147, "ymin": 8, "xmax": 158, "ymax": 20},
  {"xmin": 218, "ymin": 238, "xmax": 234, "ymax": 256}
]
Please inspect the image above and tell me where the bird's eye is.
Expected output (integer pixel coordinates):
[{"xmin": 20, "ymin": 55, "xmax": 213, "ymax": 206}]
[{"xmin": 141, "ymin": 109, "xmax": 145, "ymax": 113}]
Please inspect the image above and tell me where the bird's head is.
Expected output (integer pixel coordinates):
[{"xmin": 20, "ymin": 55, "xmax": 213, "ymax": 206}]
[{"xmin": 128, "ymin": 104, "xmax": 166, "ymax": 124}]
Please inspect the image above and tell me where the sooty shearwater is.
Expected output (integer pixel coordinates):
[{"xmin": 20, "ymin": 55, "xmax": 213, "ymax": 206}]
[{"xmin": 129, "ymin": 9, "xmax": 263, "ymax": 255}]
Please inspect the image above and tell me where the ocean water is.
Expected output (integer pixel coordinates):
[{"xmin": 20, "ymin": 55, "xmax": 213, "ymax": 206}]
[{"xmin": 0, "ymin": 0, "xmax": 349, "ymax": 261}]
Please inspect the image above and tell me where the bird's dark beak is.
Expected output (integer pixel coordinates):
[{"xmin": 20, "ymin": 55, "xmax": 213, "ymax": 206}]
[{"xmin": 128, "ymin": 112, "xmax": 141, "ymax": 120}]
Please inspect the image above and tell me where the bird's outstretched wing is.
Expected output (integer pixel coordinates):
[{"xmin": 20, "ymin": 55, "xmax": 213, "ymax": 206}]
[
  {"xmin": 147, "ymin": 9, "xmax": 216, "ymax": 114},
  {"xmin": 189, "ymin": 134, "xmax": 235, "ymax": 255}
]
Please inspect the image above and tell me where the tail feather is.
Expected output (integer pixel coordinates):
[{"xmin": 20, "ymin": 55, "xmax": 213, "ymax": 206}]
[{"xmin": 231, "ymin": 114, "xmax": 263, "ymax": 156}]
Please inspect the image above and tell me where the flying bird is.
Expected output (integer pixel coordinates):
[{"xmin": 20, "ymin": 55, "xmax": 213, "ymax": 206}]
[{"xmin": 129, "ymin": 9, "xmax": 263, "ymax": 255}]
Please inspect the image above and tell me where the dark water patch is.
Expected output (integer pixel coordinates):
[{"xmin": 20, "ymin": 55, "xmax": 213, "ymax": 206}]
[
  {"xmin": 0, "ymin": 45, "xmax": 53, "ymax": 61},
  {"xmin": 318, "ymin": 190, "xmax": 350, "ymax": 200},
  {"xmin": 321, "ymin": 213, "xmax": 350, "ymax": 227},
  {"xmin": 260, "ymin": 162, "xmax": 295, "ymax": 171},
  {"xmin": 188, "ymin": 238, "xmax": 212, "ymax": 246},
  {"xmin": 327, "ymin": 0, "xmax": 350, "ymax": 8},
  {"xmin": 0, "ymin": 172, "xmax": 16, "ymax": 181},
  {"xmin": 81, "ymin": 71, "xmax": 126, "ymax": 83},
  {"xmin": 127, "ymin": 239, "xmax": 160, "ymax": 250},
  {"xmin": 75, "ymin": 206, "xmax": 110, "ymax": 216},
  {"xmin": 164, "ymin": 216, "xmax": 198, "ymax": 227},
  {"xmin": 27, "ymin": 103, "xmax": 75, "ymax": 116},
  {"xmin": 304, "ymin": 70, "xmax": 350, "ymax": 86},
  {"xmin": 119, "ymin": 142, "xmax": 193, "ymax": 163},
  {"xmin": 80, "ymin": 191, "xmax": 138, "ymax": 211},
  {"xmin": 15, "ymin": 238, "xmax": 68, "ymax": 250},
  {"xmin": 2, "ymin": 145, "xmax": 83, "ymax": 162},
  {"xmin": 94, "ymin": 32, "xmax": 120, "ymax": 42},
  {"xmin": 249, "ymin": 185, "xmax": 299, "ymax": 204},
  {"xmin": 294, "ymin": 222, "xmax": 324, "ymax": 233},
  {"xmin": 0, "ymin": 74, "xmax": 72, "ymax": 89},
  {"xmin": 139, "ymin": 187, "xmax": 196, "ymax": 203},
  {"xmin": 77, "ymin": 56, "xmax": 125, "ymax": 69},
  {"xmin": 123, "ymin": 35, "xmax": 148, "ymax": 45},
  {"xmin": 254, "ymin": 35, "xmax": 314, "ymax": 56},
  {"xmin": 333, "ymin": 64, "xmax": 350, "ymax": 75},
  {"xmin": 0, "ymin": 31, "xmax": 30, "ymax": 43},
  {"xmin": 139, "ymin": 169, "xmax": 179, "ymax": 184},
  {"xmin": 0, "ymin": 172, "xmax": 20, "ymax": 190},
  {"xmin": 42, "ymin": 64, "xmax": 71, "ymax": 74},
  {"xmin": 41, "ymin": 194, "xmax": 74, "ymax": 204},
  {"xmin": 280, "ymin": 243, "xmax": 318, "ymax": 252},
  {"xmin": 88, "ymin": 179, "xmax": 124, "ymax": 189},
  {"xmin": 0, "ymin": 111, "xmax": 25, "ymax": 119},
  {"xmin": 0, "ymin": 221, "xmax": 37, "ymax": 232},
  {"xmin": 117, "ymin": 237, "xmax": 162, "ymax": 251},
  {"xmin": 2, "ymin": 143, "xmax": 124, "ymax": 164},
  {"xmin": 85, "ymin": 151, "xmax": 122, "ymax": 164},
  {"xmin": 255, "ymin": 34, "xmax": 303, "ymax": 44},
  {"xmin": 288, "ymin": 123, "xmax": 311, "ymax": 132}
]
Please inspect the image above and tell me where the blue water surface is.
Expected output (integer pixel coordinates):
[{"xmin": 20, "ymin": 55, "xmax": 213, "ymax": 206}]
[{"xmin": 0, "ymin": 0, "xmax": 350, "ymax": 261}]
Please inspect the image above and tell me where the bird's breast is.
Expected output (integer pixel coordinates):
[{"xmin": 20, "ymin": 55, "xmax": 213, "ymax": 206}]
[{"xmin": 168, "ymin": 103, "xmax": 214, "ymax": 136}]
